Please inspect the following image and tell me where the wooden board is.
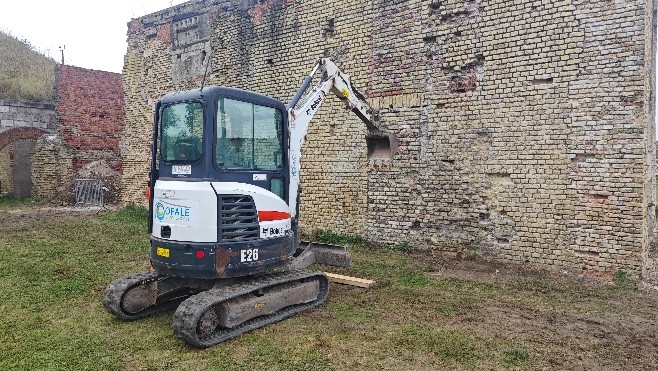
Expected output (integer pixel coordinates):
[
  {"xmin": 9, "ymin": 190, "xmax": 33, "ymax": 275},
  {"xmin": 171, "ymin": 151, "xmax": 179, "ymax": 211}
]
[{"xmin": 324, "ymin": 272, "xmax": 375, "ymax": 288}]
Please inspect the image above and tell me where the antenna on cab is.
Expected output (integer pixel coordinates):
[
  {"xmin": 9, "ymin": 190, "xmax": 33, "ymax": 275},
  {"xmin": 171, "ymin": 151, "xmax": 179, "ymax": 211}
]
[{"xmin": 200, "ymin": 49, "xmax": 211, "ymax": 92}]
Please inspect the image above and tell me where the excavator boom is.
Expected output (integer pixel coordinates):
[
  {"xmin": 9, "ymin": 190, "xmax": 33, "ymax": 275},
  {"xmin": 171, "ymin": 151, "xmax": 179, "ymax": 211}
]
[{"xmin": 287, "ymin": 58, "xmax": 377, "ymax": 217}]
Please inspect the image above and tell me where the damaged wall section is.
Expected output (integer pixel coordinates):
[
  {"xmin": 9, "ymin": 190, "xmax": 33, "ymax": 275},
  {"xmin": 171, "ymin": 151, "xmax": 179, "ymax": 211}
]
[
  {"xmin": 35, "ymin": 65, "xmax": 127, "ymax": 203},
  {"xmin": 29, "ymin": 65, "xmax": 125, "ymax": 202}
]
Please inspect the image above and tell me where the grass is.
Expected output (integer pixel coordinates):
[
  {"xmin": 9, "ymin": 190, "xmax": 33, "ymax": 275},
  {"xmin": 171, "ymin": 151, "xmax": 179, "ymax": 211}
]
[
  {"xmin": 0, "ymin": 208, "xmax": 654, "ymax": 370},
  {"xmin": 315, "ymin": 229, "xmax": 411, "ymax": 252},
  {"xmin": 612, "ymin": 269, "xmax": 636, "ymax": 289},
  {"xmin": 502, "ymin": 345, "xmax": 530, "ymax": 367},
  {"xmin": 315, "ymin": 229, "xmax": 370, "ymax": 247},
  {"xmin": 0, "ymin": 195, "xmax": 39, "ymax": 209},
  {"xmin": 0, "ymin": 30, "xmax": 56, "ymax": 102}
]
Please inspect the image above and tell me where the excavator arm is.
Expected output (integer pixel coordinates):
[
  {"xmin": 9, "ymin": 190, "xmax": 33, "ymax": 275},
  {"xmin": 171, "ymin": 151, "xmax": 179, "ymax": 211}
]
[{"xmin": 286, "ymin": 58, "xmax": 377, "ymax": 218}]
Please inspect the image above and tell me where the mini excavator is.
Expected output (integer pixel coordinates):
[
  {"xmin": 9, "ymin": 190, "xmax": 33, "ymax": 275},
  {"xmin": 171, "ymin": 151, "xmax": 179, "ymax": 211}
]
[{"xmin": 103, "ymin": 59, "xmax": 378, "ymax": 347}]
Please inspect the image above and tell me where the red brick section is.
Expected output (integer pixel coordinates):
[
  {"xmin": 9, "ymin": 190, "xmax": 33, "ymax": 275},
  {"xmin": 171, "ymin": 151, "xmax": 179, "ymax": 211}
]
[
  {"xmin": 55, "ymin": 65, "xmax": 125, "ymax": 173},
  {"xmin": 157, "ymin": 23, "xmax": 172, "ymax": 44},
  {"xmin": 0, "ymin": 127, "xmax": 46, "ymax": 152}
]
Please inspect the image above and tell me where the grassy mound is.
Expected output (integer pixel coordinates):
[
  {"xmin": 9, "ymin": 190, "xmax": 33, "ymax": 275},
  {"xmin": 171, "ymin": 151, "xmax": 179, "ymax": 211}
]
[{"xmin": 0, "ymin": 30, "xmax": 56, "ymax": 102}]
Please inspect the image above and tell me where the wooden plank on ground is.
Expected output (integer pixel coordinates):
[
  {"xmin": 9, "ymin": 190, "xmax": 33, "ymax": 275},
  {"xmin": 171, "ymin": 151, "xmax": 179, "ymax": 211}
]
[{"xmin": 324, "ymin": 272, "xmax": 375, "ymax": 288}]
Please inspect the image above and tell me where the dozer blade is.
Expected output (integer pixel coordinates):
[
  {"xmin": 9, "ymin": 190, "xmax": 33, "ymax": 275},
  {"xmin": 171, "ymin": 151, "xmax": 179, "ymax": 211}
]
[{"xmin": 290, "ymin": 241, "xmax": 352, "ymax": 270}]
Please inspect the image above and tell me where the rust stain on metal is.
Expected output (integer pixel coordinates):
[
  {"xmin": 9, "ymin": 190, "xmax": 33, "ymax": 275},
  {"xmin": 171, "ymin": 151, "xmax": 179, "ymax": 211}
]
[
  {"xmin": 215, "ymin": 246, "xmax": 238, "ymax": 278},
  {"xmin": 277, "ymin": 245, "xmax": 290, "ymax": 262}
]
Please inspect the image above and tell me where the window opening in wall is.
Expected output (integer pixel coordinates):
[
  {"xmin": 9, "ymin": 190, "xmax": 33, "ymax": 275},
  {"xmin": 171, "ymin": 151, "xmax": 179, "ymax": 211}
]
[
  {"xmin": 423, "ymin": 35, "xmax": 437, "ymax": 43},
  {"xmin": 322, "ymin": 18, "xmax": 335, "ymax": 39},
  {"xmin": 531, "ymin": 77, "xmax": 553, "ymax": 85},
  {"xmin": 367, "ymin": 135, "xmax": 393, "ymax": 160},
  {"xmin": 429, "ymin": 1, "xmax": 442, "ymax": 15}
]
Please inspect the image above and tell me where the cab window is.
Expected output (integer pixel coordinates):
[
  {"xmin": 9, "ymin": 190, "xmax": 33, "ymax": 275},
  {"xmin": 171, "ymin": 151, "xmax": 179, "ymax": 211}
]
[
  {"xmin": 161, "ymin": 102, "xmax": 203, "ymax": 162},
  {"xmin": 216, "ymin": 98, "xmax": 283, "ymax": 170}
]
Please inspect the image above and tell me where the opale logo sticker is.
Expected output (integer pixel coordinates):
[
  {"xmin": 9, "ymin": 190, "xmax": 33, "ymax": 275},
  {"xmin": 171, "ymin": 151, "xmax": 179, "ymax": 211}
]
[{"xmin": 155, "ymin": 201, "xmax": 191, "ymax": 222}]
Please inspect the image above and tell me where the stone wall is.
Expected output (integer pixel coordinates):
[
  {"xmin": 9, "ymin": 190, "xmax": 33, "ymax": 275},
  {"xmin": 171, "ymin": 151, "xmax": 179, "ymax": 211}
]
[
  {"xmin": 0, "ymin": 100, "xmax": 55, "ymax": 195},
  {"xmin": 0, "ymin": 100, "xmax": 56, "ymax": 133},
  {"xmin": 122, "ymin": 0, "xmax": 656, "ymax": 279}
]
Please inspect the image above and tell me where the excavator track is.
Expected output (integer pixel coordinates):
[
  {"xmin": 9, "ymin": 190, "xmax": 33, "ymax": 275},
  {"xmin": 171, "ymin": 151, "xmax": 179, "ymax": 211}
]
[
  {"xmin": 103, "ymin": 271, "xmax": 197, "ymax": 320},
  {"xmin": 172, "ymin": 269, "xmax": 329, "ymax": 348}
]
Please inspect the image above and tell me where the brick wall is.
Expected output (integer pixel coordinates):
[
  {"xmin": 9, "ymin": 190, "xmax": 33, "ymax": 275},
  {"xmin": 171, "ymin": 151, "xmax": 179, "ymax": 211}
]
[
  {"xmin": 55, "ymin": 65, "xmax": 125, "ymax": 172},
  {"xmin": 121, "ymin": 0, "xmax": 656, "ymax": 279},
  {"xmin": 26, "ymin": 65, "xmax": 126, "ymax": 200},
  {"xmin": 31, "ymin": 134, "xmax": 73, "ymax": 199}
]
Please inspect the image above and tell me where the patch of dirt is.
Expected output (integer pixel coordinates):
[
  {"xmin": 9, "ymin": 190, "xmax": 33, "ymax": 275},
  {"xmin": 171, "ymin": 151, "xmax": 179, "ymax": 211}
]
[
  {"xmin": 3, "ymin": 205, "xmax": 116, "ymax": 233},
  {"xmin": 459, "ymin": 304, "xmax": 658, "ymax": 370},
  {"xmin": 410, "ymin": 250, "xmax": 620, "ymax": 286},
  {"xmin": 397, "ymin": 250, "xmax": 658, "ymax": 369}
]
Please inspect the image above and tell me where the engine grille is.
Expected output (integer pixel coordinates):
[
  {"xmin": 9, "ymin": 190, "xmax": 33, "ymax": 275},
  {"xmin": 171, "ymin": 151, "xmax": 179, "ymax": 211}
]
[{"xmin": 218, "ymin": 195, "xmax": 259, "ymax": 241}]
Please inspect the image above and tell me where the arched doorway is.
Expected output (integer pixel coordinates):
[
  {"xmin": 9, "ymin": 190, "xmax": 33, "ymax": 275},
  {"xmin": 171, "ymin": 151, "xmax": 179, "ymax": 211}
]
[{"xmin": 0, "ymin": 127, "xmax": 47, "ymax": 198}]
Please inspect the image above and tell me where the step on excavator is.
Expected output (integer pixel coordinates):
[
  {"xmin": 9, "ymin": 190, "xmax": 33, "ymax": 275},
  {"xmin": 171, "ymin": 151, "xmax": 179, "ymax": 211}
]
[{"xmin": 103, "ymin": 59, "xmax": 379, "ymax": 347}]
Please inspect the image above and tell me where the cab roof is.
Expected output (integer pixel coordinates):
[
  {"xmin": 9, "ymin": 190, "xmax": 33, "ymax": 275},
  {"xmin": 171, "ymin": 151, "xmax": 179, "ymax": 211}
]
[{"xmin": 159, "ymin": 86, "xmax": 287, "ymax": 112}]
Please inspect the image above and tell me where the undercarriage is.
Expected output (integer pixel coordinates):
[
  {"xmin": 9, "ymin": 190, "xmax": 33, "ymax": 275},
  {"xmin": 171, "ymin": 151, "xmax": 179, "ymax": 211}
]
[{"xmin": 103, "ymin": 242, "xmax": 349, "ymax": 347}]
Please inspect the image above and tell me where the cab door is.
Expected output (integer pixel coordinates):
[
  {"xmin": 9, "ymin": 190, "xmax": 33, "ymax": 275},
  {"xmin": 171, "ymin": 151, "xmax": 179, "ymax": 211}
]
[{"xmin": 214, "ymin": 97, "xmax": 287, "ymax": 202}]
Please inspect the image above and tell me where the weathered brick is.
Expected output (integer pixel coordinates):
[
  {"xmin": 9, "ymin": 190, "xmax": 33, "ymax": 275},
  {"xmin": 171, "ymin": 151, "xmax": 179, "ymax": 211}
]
[
  {"xmin": 120, "ymin": 0, "xmax": 657, "ymax": 280},
  {"xmin": 52, "ymin": 65, "xmax": 124, "ymax": 173}
]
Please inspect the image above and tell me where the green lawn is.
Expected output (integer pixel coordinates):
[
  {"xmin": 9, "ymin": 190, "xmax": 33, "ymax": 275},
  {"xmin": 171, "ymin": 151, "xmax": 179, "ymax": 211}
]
[
  {"xmin": 1, "ymin": 205, "xmax": 656, "ymax": 370},
  {"xmin": 0, "ymin": 195, "xmax": 39, "ymax": 210}
]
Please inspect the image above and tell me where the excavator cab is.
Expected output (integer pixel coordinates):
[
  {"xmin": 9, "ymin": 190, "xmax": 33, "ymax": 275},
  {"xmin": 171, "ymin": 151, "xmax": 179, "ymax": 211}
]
[
  {"xmin": 147, "ymin": 87, "xmax": 295, "ymax": 280},
  {"xmin": 153, "ymin": 88, "xmax": 288, "ymax": 195}
]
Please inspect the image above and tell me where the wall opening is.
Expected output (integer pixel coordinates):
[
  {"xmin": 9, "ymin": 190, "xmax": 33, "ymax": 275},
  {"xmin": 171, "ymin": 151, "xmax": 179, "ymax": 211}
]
[{"xmin": 367, "ymin": 135, "xmax": 393, "ymax": 160}]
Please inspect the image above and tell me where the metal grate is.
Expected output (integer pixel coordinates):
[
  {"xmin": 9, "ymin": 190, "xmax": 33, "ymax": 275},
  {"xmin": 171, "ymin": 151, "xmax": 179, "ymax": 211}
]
[
  {"xmin": 74, "ymin": 179, "xmax": 104, "ymax": 207},
  {"xmin": 218, "ymin": 195, "xmax": 259, "ymax": 241}
]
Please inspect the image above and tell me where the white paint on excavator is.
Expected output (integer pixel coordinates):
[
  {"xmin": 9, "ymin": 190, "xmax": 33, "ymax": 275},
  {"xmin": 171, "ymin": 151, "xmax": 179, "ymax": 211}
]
[
  {"xmin": 152, "ymin": 180, "xmax": 292, "ymax": 243},
  {"xmin": 152, "ymin": 180, "xmax": 218, "ymax": 242}
]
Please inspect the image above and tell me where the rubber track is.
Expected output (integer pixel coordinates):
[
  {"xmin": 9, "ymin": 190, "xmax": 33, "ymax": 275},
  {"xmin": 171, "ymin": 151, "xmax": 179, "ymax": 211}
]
[
  {"xmin": 103, "ymin": 271, "xmax": 189, "ymax": 320},
  {"xmin": 172, "ymin": 269, "xmax": 329, "ymax": 348}
]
